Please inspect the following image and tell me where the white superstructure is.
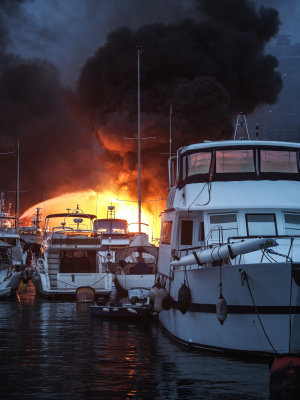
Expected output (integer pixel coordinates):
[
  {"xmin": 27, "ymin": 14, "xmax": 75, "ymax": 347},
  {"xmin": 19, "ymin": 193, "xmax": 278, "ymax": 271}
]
[
  {"xmin": 0, "ymin": 214, "xmax": 24, "ymax": 297},
  {"xmin": 156, "ymin": 139, "xmax": 300, "ymax": 355},
  {"xmin": 32, "ymin": 206, "xmax": 112, "ymax": 299}
]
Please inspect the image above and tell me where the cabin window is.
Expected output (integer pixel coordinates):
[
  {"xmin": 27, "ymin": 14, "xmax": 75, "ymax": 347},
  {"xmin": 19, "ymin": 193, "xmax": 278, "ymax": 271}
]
[
  {"xmin": 284, "ymin": 213, "xmax": 300, "ymax": 235},
  {"xmin": 180, "ymin": 220, "xmax": 193, "ymax": 245},
  {"xmin": 187, "ymin": 152, "xmax": 211, "ymax": 176},
  {"xmin": 209, "ymin": 213, "xmax": 238, "ymax": 242},
  {"xmin": 94, "ymin": 219, "xmax": 128, "ymax": 234},
  {"xmin": 161, "ymin": 221, "xmax": 173, "ymax": 244},
  {"xmin": 182, "ymin": 155, "xmax": 187, "ymax": 180},
  {"xmin": 246, "ymin": 214, "xmax": 277, "ymax": 236},
  {"xmin": 260, "ymin": 150, "xmax": 298, "ymax": 173},
  {"xmin": 216, "ymin": 150, "xmax": 255, "ymax": 173},
  {"xmin": 198, "ymin": 221, "xmax": 205, "ymax": 242},
  {"xmin": 60, "ymin": 250, "xmax": 97, "ymax": 273}
]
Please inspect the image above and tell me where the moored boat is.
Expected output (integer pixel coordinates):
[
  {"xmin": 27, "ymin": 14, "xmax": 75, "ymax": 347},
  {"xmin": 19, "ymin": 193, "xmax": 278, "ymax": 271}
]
[
  {"xmin": 114, "ymin": 233, "xmax": 158, "ymax": 295},
  {"xmin": 32, "ymin": 205, "xmax": 112, "ymax": 299},
  {"xmin": 155, "ymin": 137, "xmax": 300, "ymax": 356},
  {"xmin": 0, "ymin": 213, "xmax": 24, "ymax": 297}
]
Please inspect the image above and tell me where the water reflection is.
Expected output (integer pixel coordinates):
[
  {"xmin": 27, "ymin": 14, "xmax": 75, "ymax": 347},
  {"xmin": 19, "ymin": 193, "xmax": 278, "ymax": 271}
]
[{"xmin": 0, "ymin": 284, "xmax": 298, "ymax": 399}]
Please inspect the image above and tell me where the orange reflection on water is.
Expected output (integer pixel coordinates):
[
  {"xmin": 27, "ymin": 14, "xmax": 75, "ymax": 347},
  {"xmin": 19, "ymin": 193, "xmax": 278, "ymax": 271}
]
[{"xmin": 16, "ymin": 281, "xmax": 36, "ymax": 305}]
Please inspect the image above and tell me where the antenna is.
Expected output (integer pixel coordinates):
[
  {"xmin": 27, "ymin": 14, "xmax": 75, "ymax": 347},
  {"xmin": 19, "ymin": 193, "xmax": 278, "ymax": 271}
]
[
  {"xmin": 137, "ymin": 45, "xmax": 142, "ymax": 234},
  {"xmin": 169, "ymin": 104, "xmax": 172, "ymax": 159},
  {"xmin": 233, "ymin": 112, "xmax": 250, "ymax": 140},
  {"xmin": 123, "ymin": 46, "xmax": 156, "ymax": 234},
  {"xmin": 16, "ymin": 140, "xmax": 20, "ymax": 228}
]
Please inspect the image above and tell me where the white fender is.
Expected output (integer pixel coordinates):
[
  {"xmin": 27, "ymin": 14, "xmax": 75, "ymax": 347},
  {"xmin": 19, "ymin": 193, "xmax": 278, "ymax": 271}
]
[
  {"xmin": 154, "ymin": 288, "xmax": 168, "ymax": 313},
  {"xmin": 149, "ymin": 286, "xmax": 160, "ymax": 303}
]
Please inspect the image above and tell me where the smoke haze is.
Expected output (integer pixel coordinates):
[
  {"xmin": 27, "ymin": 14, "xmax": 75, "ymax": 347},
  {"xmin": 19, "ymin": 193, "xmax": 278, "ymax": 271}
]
[{"xmin": 0, "ymin": 0, "xmax": 285, "ymax": 214}]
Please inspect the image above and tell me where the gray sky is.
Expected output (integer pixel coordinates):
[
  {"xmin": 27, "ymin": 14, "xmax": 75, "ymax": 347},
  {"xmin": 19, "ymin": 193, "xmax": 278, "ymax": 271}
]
[{"xmin": 4, "ymin": 0, "xmax": 299, "ymax": 87}]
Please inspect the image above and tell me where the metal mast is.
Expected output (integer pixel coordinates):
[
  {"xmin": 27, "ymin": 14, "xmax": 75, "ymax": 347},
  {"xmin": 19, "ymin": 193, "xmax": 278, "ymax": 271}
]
[
  {"xmin": 137, "ymin": 45, "xmax": 142, "ymax": 234},
  {"xmin": 16, "ymin": 140, "xmax": 20, "ymax": 228}
]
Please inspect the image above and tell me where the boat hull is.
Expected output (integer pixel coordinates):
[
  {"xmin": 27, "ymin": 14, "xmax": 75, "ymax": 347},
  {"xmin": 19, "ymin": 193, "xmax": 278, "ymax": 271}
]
[
  {"xmin": 32, "ymin": 269, "xmax": 112, "ymax": 299},
  {"xmin": 158, "ymin": 262, "xmax": 300, "ymax": 355},
  {"xmin": 114, "ymin": 273, "xmax": 155, "ymax": 294},
  {"xmin": 0, "ymin": 267, "xmax": 22, "ymax": 298}
]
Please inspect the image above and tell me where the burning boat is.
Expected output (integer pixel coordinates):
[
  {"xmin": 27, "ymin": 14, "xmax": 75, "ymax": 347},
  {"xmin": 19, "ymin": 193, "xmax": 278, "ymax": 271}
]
[{"xmin": 32, "ymin": 205, "xmax": 112, "ymax": 299}]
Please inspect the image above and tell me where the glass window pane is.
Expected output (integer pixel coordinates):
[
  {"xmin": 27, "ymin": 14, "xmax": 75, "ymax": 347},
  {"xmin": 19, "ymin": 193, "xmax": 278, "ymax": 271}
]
[
  {"xmin": 182, "ymin": 156, "xmax": 187, "ymax": 179},
  {"xmin": 284, "ymin": 213, "xmax": 300, "ymax": 235},
  {"xmin": 181, "ymin": 220, "xmax": 193, "ymax": 245},
  {"xmin": 247, "ymin": 214, "xmax": 276, "ymax": 236},
  {"xmin": 209, "ymin": 213, "xmax": 238, "ymax": 241},
  {"xmin": 161, "ymin": 221, "xmax": 172, "ymax": 244},
  {"xmin": 188, "ymin": 152, "xmax": 211, "ymax": 176},
  {"xmin": 216, "ymin": 150, "xmax": 255, "ymax": 173},
  {"xmin": 260, "ymin": 150, "xmax": 298, "ymax": 173}
]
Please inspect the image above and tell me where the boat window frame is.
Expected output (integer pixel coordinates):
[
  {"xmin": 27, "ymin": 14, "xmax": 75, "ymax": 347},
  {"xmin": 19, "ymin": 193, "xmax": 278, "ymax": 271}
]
[
  {"xmin": 245, "ymin": 213, "xmax": 278, "ymax": 237},
  {"xmin": 180, "ymin": 219, "xmax": 194, "ymax": 246},
  {"xmin": 177, "ymin": 145, "xmax": 300, "ymax": 188},
  {"xmin": 283, "ymin": 212, "xmax": 300, "ymax": 236},
  {"xmin": 208, "ymin": 212, "xmax": 239, "ymax": 243},
  {"xmin": 161, "ymin": 221, "xmax": 173, "ymax": 245}
]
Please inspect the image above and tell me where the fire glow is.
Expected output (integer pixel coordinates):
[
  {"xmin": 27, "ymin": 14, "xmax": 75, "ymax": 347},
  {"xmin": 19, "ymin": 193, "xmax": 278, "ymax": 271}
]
[{"xmin": 20, "ymin": 189, "xmax": 164, "ymax": 242}]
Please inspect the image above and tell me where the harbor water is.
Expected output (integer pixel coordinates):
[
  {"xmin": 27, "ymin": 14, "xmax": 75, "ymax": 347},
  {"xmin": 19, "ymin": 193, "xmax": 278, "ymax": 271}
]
[{"xmin": 0, "ymin": 283, "xmax": 289, "ymax": 399}]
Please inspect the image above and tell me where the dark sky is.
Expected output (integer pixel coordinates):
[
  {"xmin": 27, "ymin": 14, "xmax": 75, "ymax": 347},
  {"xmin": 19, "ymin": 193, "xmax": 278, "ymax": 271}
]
[{"xmin": 0, "ymin": 0, "xmax": 293, "ymax": 213}]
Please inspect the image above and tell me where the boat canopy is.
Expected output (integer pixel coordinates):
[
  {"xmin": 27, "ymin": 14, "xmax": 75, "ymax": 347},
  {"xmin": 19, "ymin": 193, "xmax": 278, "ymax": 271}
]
[
  {"xmin": 46, "ymin": 213, "xmax": 97, "ymax": 220},
  {"xmin": 115, "ymin": 234, "xmax": 158, "ymax": 262}
]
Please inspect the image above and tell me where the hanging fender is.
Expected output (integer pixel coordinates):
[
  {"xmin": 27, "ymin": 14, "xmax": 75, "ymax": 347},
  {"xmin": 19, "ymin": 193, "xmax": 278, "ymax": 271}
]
[
  {"xmin": 149, "ymin": 281, "xmax": 161, "ymax": 304},
  {"xmin": 216, "ymin": 294, "xmax": 228, "ymax": 325},
  {"xmin": 178, "ymin": 283, "xmax": 191, "ymax": 314},
  {"xmin": 162, "ymin": 293, "xmax": 174, "ymax": 310},
  {"xmin": 154, "ymin": 288, "xmax": 168, "ymax": 312}
]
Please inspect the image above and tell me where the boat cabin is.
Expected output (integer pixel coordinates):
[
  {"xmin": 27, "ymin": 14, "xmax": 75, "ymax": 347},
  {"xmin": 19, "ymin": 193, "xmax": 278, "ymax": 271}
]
[{"xmin": 160, "ymin": 140, "xmax": 300, "ymax": 273}]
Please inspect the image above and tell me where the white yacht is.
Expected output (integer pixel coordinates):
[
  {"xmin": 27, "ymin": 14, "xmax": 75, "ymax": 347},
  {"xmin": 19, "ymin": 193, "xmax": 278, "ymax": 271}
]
[
  {"xmin": 0, "ymin": 214, "xmax": 24, "ymax": 297},
  {"xmin": 32, "ymin": 206, "xmax": 112, "ymax": 299},
  {"xmin": 155, "ymin": 139, "xmax": 300, "ymax": 356},
  {"xmin": 94, "ymin": 205, "xmax": 131, "ymax": 273}
]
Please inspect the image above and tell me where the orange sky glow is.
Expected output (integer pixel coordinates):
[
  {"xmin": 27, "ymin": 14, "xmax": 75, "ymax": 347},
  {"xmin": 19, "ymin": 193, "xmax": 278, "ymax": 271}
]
[{"xmin": 20, "ymin": 189, "xmax": 164, "ymax": 243}]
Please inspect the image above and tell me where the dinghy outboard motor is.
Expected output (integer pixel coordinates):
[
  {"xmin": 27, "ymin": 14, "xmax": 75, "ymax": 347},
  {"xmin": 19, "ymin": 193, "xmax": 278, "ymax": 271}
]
[{"xmin": 178, "ymin": 283, "xmax": 191, "ymax": 314}]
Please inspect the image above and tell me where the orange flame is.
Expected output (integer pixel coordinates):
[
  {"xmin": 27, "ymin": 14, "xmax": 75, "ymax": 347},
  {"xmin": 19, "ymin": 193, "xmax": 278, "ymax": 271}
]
[{"xmin": 20, "ymin": 189, "xmax": 164, "ymax": 243}]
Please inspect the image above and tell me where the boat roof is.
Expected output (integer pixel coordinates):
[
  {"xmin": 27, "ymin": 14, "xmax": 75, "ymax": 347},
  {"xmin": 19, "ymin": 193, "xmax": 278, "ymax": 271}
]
[
  {"xmin": 46, "ymin": 213, "xmax": 97, "ymax": 220},
  {"xmin": 94, "ymin": 218, "xmax": 127, "ymax": 222},
  {"xmin": 180, "ymin": 140, "xmax": 300, "ymax": 154}
]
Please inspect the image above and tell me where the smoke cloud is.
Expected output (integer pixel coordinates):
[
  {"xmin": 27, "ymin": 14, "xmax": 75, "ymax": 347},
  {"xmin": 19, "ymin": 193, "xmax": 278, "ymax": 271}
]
[{"xmin": 0, "ymin": 0, "xmax": 282, "ymax": 214}]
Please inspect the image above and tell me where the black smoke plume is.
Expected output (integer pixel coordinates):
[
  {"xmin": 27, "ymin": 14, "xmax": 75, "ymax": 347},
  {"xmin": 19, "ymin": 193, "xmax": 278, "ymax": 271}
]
[{"xmin": 78, "ymin": 0, "xmax": 282, "ymax": 202}]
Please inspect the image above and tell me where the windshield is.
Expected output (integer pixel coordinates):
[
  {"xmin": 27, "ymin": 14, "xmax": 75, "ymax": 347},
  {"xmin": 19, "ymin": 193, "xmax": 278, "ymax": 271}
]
[{"xmin": 94, "ymin": 219, "xmax": 128, "ymax": 234}]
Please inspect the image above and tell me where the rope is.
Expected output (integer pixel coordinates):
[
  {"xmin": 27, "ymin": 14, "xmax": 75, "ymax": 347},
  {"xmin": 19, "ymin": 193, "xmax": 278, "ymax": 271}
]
[
  {"xmin": 240, "ymin": 269, "xmax": 278, "ymax": 354},
  {"xmin": 54, "ymin": 272, "xmax": 110, "ymax": 288}
]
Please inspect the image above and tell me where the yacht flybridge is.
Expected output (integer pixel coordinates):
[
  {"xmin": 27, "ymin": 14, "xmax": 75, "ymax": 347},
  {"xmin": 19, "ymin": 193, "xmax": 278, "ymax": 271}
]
[
  {"xmin": 32, "ymin": 206, "xmax": 112, "ymax": 299},
  {"xmin": 155, "ymin": 139, "xmax": 300, "ymax": 355}
]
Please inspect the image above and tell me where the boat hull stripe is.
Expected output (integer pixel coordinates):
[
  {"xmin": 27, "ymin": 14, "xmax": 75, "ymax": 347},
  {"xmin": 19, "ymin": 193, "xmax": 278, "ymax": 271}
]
[{"xmin": 173, "ymin": 302, "xmax": 300, "ymax": 314}]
